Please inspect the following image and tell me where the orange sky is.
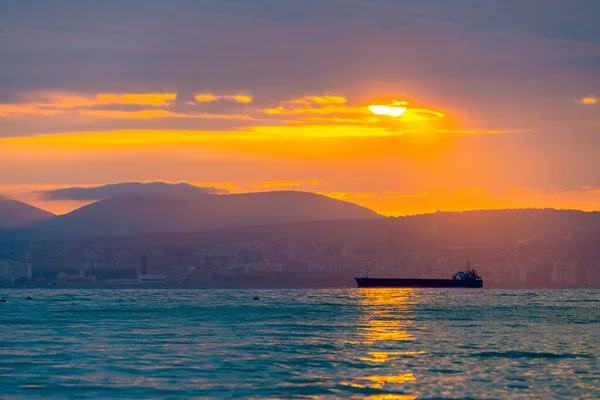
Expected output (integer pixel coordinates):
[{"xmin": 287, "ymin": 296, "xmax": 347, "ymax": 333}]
[
  {"xmin": 1, "ymin": 91, "xmax": 600, "ymax": 216},
  {"xmin": 1, "ymin": 2, "xmax": 599, "ymax": 216},
  {"xmin": 1, "ymin": 92, "xmax": 599, "ymax": 216}
]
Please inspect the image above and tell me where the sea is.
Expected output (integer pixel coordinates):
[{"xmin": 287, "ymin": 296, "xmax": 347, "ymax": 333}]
[{"xmin": 0, "ymin": 288, "xmax": 598, "ymax": 399}]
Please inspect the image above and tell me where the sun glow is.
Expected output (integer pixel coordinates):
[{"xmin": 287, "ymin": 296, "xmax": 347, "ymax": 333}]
[{"xmin": 368, "ymin": 100, "xmax": 408, "ymax": 118}]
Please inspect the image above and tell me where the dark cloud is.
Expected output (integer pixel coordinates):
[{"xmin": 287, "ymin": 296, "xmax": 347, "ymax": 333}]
[
  {"xmin": 39, "ymin": 182, "xmax": 229, "ymax": 201},
  {"xmin": 1, "ymin": 0, "xmax": 598, "ymax": 95},
  {"xmin": 1, "ymin": 0, "xmax": 599, "ymax": 146}
]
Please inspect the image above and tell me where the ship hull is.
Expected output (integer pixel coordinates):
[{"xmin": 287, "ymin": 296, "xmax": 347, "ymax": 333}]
[{"xmin": 355, "ymin": 277, "xmax": 483, "ymax": 288}]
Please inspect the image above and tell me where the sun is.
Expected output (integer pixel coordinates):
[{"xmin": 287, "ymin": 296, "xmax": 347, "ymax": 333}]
[{"xmin": 368, "ymin": 100, "xmax": 408, "ymax": 118}]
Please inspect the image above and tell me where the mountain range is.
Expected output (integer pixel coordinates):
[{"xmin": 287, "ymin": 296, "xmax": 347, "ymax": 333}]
[
  {"xmin": 9, "ymin": 191, "xmax": 380, "ymax": 236},
  {"xmin": 0, "ymin": 197, "xmax": 55, "ymax": 230}
]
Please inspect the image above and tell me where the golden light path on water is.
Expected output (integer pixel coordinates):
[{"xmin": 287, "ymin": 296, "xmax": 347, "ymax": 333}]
[{"xmin": 342, "ymin": 289, "xmax": 423, "ymax": 399}]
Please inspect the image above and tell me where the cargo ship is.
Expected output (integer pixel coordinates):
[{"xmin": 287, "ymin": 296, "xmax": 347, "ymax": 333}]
[{"xmin": 355, "ymin": 263, "xmax": 483, "ymax": 288}]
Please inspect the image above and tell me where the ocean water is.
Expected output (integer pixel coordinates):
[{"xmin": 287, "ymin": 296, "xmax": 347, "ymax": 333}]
[{"xmin": 0, "ymin": 289, "xmax": 598, "ymax": 399}]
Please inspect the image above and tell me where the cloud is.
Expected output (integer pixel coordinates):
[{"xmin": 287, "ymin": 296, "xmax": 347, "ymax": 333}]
[
  {"xmin": 42, "ymin": 92, "xmax": 177, "ymax": 108},
  {"xmin": 0, "ymin": 92, "xmax": 175, "ymax": 116},
  {"xmin": 3, "ymin": 90, "xmax": 523, "ymax": 139},
  {"xmin": 0, "ymin": 103, "xmax": 64, "ymax": 117},
  {"xmin": 78, "ymin": 109, "xmax": 253, "ymax": 120},
  {"xmin": 39, "ymin": 181, "xmax": 229, "ymax": 201},
  {"xmin": 261, "ymin": 96, "xmax": 360, "ymax": 116},
  {"xmin": 259, "ymin": 95, "xmax": 449, "ymax": 131},
  {"xmin": 0, "ymin": 92, "xmax": 176, "ymax": 114},
  {"xmin": 0, "ymin": 91, "xmax": 256, "ymax": 121},
  {"xmin": 1, "ymin": 90, "xmax": 451, "ymax": 134},
  {"xmin": 581, "ymin": 95, "xmax": 598, "ymax": 105},
  {"xmin": 194, "ymin": 94, "xmax": 253, "ymax": 103},
  {"xmin": 1, "ymin": 0, "xmax": 597, "ymax": 107}
]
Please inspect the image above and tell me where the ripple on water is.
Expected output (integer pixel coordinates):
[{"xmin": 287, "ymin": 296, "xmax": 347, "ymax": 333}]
[{"xmin": 0, "ymin": 288, "xmax": 598, "ymax": 399}]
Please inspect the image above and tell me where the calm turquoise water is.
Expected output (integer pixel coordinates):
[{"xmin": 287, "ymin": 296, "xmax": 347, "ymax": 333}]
[{"xmin": 0, "ymin": 289, "xmax": 599, "ymax": 399}]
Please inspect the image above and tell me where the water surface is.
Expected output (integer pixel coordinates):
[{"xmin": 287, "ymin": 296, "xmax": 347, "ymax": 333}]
[{"xmin": 1, "ymin": 289, "xmax": 599, "ymax": 399}]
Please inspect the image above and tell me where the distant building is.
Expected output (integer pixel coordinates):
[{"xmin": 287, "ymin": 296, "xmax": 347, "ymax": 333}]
[
  {"xmin": 139, "ymin": 254, "xmax": 149, "ymax": 275},
  {"xmin": 73, "ymin": 260, "xmax": 95, "ymax": 271},
  {"xmin": 138, "ymin": 274, "xmax": 167, "ymax": 284},
  {"xmin": 0, "ymin": 259, "xmax": 32, "ymax": 283},
  {"xmin": 168, "ymin": 265, "xmax": 197, "ymax": 283},
  {"xmin": 106, "ymin": 278, "xmax": 139, "ymax": 286}
]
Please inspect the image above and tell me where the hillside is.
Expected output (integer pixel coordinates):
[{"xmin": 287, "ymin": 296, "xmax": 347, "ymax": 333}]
[
  {"xmin": 29, "ymin": 191, "xmax": 381, "ymax": 236},
  {"xmin": 0, "ymin": 197, "xmax": 55, "ymax": 230}
]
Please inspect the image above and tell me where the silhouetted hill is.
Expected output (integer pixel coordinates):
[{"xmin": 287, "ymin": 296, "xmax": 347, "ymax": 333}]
[
  {"xmin": 28, "ymin": 191, "xmax": 381, "ymax": 236},
  {"xmin": 39, "ymin": 181, "xmax": 228, "ymax": 200},
  {"xmin": 115, "ymin": 208, "xmax": 600, "ymax": 247},
  {"xmin": 0, "ymin": 197, "xmax": 55, "ymax": 230}
]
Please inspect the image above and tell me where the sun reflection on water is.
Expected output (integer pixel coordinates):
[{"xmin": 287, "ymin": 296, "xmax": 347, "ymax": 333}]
[
  {"xmin": 358, "ymin": 288, "xmax": 416, "ymax": 344},
  {"xmin": 341, "ymin": 373, "xmax": 416, "ymax": 388},
  {"xmin": 359, "ymin": 350, "xmax": 424, "ymax": 363},
  {"xmin": 343, "ymin": 289, "xmax": 420, "ymax": 395}
]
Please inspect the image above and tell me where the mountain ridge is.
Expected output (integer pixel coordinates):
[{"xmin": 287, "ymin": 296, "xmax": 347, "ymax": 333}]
[
  {"xmin": 27, "ymin": 190, "xmax": 382, "ymax": 236},
  {"xmin": 0, "ymin": 197, "xmax": 55, "ymax": 230}
]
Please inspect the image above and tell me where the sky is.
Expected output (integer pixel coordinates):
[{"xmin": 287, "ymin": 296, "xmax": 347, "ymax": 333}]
[{"xmin": 1, "ymin": 0, "xmax": 599, "ymax": 216}]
